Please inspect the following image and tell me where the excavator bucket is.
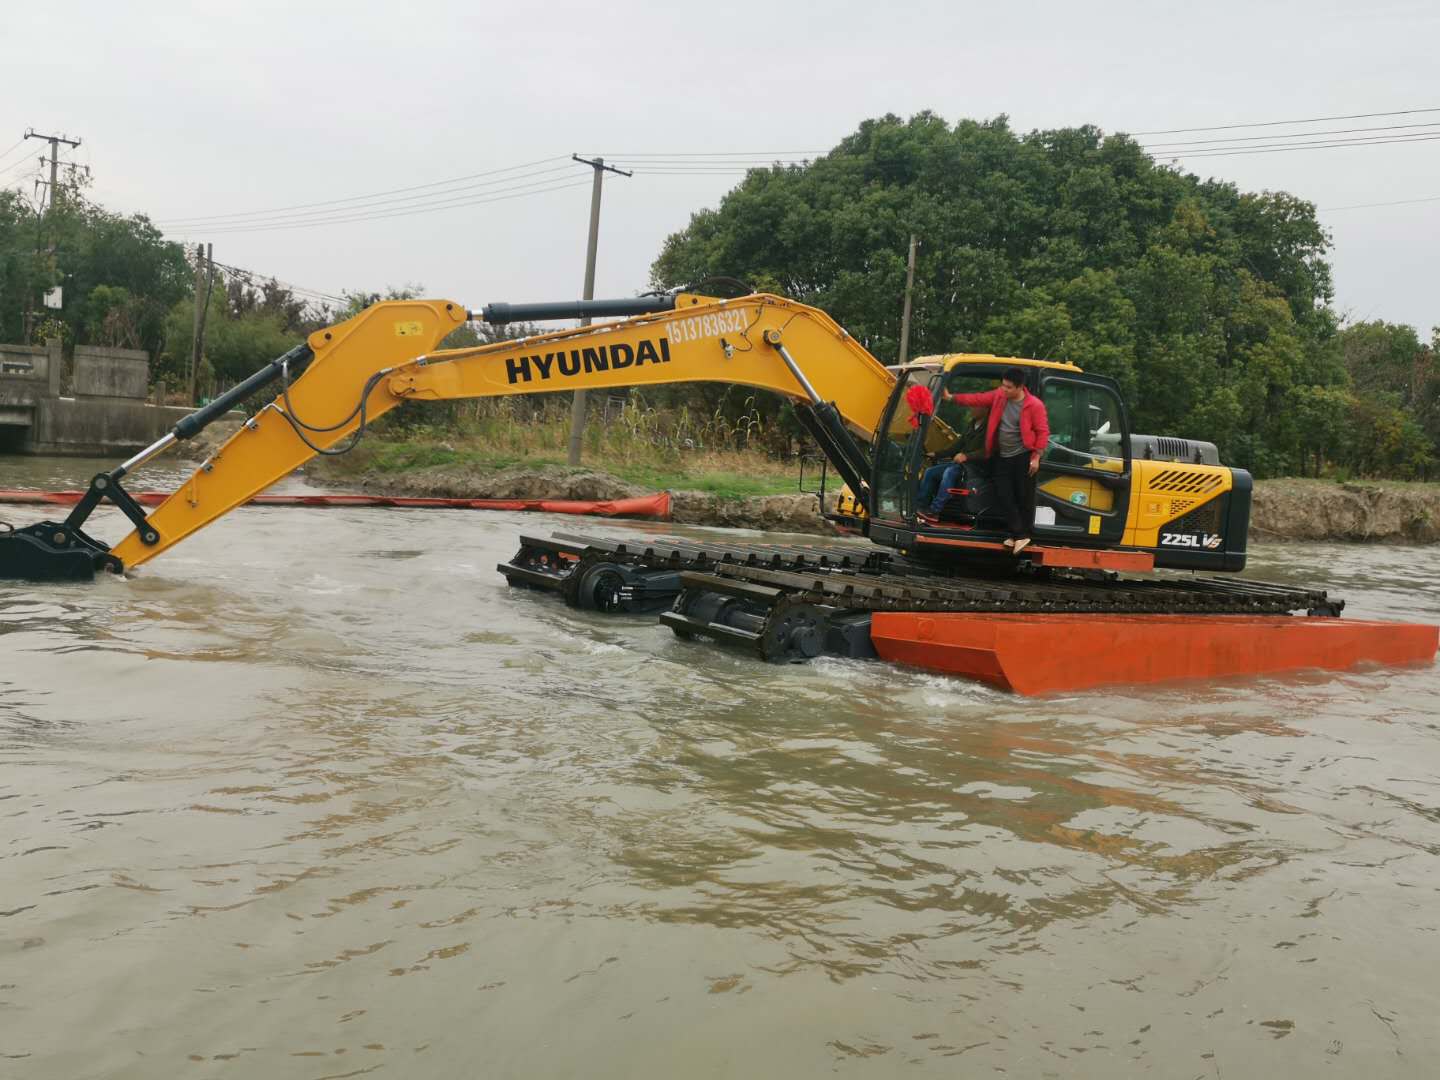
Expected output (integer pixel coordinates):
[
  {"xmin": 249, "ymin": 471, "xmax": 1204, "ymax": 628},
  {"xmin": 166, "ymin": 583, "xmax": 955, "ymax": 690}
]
[{"xmin": 0, "ymin": 521, "xmax": 118, "ymax": 582}]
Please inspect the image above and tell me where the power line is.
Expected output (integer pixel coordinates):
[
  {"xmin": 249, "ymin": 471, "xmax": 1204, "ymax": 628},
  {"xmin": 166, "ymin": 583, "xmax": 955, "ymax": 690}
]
[
  {"xmin": 605, "ymin": 157, "xmax": 815, "ymax": 164},
  {"xmin": 611, "ymin": 137, "xmax": 1440, "ymax": 168},
  {"xmin": 607, "ymin": 163, "xmax": 812, "ymax": 172},
  {"xmin": 1138, "ymin": 120, "xmax": 1440, "ymax": 150},
  {"xmin": 0, "ymin": 152, "xmax": 41, "ymax": 179},
  {"xmin": 159, "ymin": 162, "xmax": 578, "ymax": 230},
  {"xmin": 585, "ymin": 149, "xmax": 825, "ymax": 158},
  {"xmin": 182, "ymin": 252, "xmax": 348, "ymax": 308},
  {"xmin": 628, "ymin": 137, "xmax": 1440, "ymax": 170},
  {"xmin": 156, "ymin": 154, "xmax": 570, "ymax": 225},
  {"xmin": 0, "ymin": 137, "xmax": 26, "ymax": 167},
  {"xmin": 609, "ymin": 129, "xmax": 1440, "ymax": 173},
  {"xmin": 172, "ymin": 177, "xmax": 594, "ymax": 235},
  {"xmin": 622, "ymin": 168, "xmax": 803, "ymax": 175},
  {"xmin": 599, "ymin": 111, "xmax": 1440, "ymax": 159},
  {"xmin": 218, "ymin": 267, "xmax": 342, "ymax": 303},
  {"xmin": 615, "ymin": 164, "xmax": 808, "ymax": 171},
  {"xmin": 1124, "ymin": 106, "xmax": 1440, "ymax": 137},
  {"xmin": 208, "ymin": 259, "xmax": 347, "ymax": 305},
  {"xmin": 163, "ymin": 175, "xmax": 593, "ymax": 237},
  {"xmin": 156, "ymin": 151, "xmax": 810, "ymax": 231},
  {"xmin": 137, "ymin": 107, "xmax": 1440, "ymax": 240},
  {"xmin": 603, "ymin": 158, "xmax": 812, "ymax": 175},
  {"xmin": 1160, "ymin": 133, "xmax": 1440, "ymax": 159},
  {"xmin": 1318, "ymin": 194, "xmax": 1440, "ymax": 212}
]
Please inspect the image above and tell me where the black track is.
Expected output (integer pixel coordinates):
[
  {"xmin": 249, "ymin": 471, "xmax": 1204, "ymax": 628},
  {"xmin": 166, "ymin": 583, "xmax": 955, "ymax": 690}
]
[{"xmin": 498, "ymin": 531, "xmax": 1341, "ymax": 617}]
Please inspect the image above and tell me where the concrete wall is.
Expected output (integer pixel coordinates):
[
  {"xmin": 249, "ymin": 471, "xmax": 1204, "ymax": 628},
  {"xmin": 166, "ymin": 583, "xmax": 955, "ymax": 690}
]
[
  {"xmin": 0, "ymin": 343, "xmax": 47, "ymax": 377},
  {"xmin": 26, "ymin": 398, "xmax": 196, "ymax": 457},
  {"xmin": 73, "ymin": 345, "xmax": 150, "ymax": 400},
  {"xmin": 0, "ymin": 339, "xmax": 245, "ymax": 456},
  {"xmin": 0, "ymin": 339, "xmax": 205, "ymax": 456},
  {"xmin": 0, "ymin": 340, "xmax": 63, "ymax": 402}
]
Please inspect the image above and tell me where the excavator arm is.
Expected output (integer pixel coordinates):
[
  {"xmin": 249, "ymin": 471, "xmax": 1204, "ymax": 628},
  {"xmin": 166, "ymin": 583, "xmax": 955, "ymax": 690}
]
[{"xmin": 1, "ymin": 292, "xmax": 895, "ymax": 579}]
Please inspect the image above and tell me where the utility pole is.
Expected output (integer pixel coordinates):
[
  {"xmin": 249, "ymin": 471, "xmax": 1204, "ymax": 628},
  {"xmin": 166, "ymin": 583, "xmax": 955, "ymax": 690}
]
[
  {"xmin": 21, "ymin": 130, "xmax": 81, "ymax": 342},
  {"xmin": 897, "ymin": 234, "xmax": 919, "ymax": 366},
  {"xmin": 25, "ymin": 129, "xmax": 81, "ymax": 215},
  {"xmin": 567, "ymin": 154, "xmax": 632, "ymax": 466},
  {"xmin": 189, "ymin": 246, "xmax": 204, "ymax": 403},
  {"xmin": 188, "ymin": 243, "xmax": 215, "ymax": 405}
]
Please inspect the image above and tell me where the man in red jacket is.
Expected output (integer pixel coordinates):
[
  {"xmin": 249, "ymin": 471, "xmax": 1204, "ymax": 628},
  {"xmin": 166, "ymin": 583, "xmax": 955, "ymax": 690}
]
[{"xmin": 936, "ymin": 367, "xmax": 1050, "ymax": 554}]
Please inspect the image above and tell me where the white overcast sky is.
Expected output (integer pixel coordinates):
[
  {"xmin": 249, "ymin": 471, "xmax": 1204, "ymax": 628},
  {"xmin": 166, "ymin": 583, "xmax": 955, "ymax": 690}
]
[{"xmin": 3, "ymin": 0, "xmax": 1436, "ymax": 334}]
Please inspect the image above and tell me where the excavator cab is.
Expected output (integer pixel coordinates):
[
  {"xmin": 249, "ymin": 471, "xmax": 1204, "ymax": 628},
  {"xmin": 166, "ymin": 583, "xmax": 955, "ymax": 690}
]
[
  {"xmin": 853, "ymin": 355, "xmax": 1249, "ymax": 572},
  {"xmin": 863, "ymin": 358, "xmax": 1116, "ymax": 549}
]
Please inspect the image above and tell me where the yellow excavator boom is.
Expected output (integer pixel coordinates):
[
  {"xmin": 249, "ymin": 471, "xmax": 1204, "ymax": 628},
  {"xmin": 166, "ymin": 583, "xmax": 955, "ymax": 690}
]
[{"xmin": 107, "ymin": 293, "xmax": 894, "ymax": 570}]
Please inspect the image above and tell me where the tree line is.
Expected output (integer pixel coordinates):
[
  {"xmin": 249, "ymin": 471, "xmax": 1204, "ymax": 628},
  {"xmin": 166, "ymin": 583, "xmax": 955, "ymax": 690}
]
[
  {"xmin": 0, "ymin": 185, "xmax": 323, "ymax": 395},
  {"xmin": 652, "ymin": 112, "xmax": 1438, "ymax": 479},
  {"xmin": 0, "ymin": 184, "xmax": 522, "ymax": 407},
  {"xmin": 3, "ymin": 113, "xmax": 1436, "ymax": 479}
]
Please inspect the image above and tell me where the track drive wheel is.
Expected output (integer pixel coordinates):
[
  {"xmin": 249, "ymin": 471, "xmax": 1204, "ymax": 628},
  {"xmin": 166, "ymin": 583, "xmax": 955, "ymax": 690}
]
[
  {"xmin": 567, "ymin": 558, "xmax": 629, "ymax": 612},
  {"xmin": 757, "ymin": 598, "xmax": 827, "ymax": 663}
]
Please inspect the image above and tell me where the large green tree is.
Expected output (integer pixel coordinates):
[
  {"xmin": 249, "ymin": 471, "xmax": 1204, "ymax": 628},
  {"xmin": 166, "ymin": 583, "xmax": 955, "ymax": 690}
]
[
  {"xmin": 0, "ymin": 188, "xmax": 190, "ymax": 354},
  {"xmin": 1333, "ymin": 321, "xmax": 1437, "ymax": 477},
  {"xmin": 155, "ymin": 270, "xmax": 333, "ymax": 395},
  {"xmin": 651, "ymin": 112, "xmax": 1353, "ymax": 476}
]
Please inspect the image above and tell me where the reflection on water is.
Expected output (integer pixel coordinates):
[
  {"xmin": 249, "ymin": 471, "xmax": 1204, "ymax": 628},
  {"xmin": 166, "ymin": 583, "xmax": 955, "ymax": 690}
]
[{"xmin": 2, "ymin": 454, "xmax": 1438, "ymax": 1078}]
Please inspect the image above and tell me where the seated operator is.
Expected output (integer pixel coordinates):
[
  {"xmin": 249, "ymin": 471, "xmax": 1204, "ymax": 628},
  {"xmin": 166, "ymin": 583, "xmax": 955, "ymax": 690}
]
[
  {"xmin": 917, "ymin": 398, "xmax": 990, "ymax": 520},
  {"xmin": 917, "ymin": 431, "xmax": 986, "ymax": 520}
]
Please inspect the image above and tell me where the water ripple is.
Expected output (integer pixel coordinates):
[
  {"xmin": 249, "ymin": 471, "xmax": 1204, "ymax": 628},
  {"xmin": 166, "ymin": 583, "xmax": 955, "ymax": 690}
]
[{"xmin": 1, "ymin": 457, "xmax": 1437, "ymax": 1077}]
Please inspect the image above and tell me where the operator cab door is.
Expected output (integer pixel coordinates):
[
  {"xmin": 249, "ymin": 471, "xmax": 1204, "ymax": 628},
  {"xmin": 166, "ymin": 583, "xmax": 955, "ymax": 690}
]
[
  {"xmin": 869, "ymin": 366, "xmax": 936, "ymax": 525},
  {"xmin": 1032, "ymin": 373, "xmax": 1131, "ymax": 546},
  {"xmin": 871, "ymin": 364, "xmax": 1003, "ymax": 537}
]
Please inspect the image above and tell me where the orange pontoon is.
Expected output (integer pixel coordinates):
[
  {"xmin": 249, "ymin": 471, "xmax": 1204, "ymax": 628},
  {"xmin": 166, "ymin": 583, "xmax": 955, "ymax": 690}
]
[{"xmin": 871, "ymin": 612, "xmax": 1439, "ymax": 695}]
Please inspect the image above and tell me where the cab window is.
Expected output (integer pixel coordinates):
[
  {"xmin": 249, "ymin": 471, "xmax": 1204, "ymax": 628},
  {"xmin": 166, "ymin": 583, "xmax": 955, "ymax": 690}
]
[{"xmin": 1040, "ymin": 381, "xmax": 1124, "ymax": 468}]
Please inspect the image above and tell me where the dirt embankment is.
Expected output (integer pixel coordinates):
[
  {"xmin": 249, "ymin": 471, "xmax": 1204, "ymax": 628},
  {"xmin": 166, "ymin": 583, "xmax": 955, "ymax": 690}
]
[
  {"xmin": 327, "ymin": 462, "xmax": 835, "ymax": 535},
  {"xmin": 346, "ymin": 466, "xmax": 1438, "ymax": 543},
  {"xmin": 205, "ymin": 442, "xmax": 1438, "ymax": 543},
  {"xmin": 349, "ymin": 463, "xmax": 652, "ymax": 504},
  {"xmin": 1250, "ymin": 480, "xmax": 1440, "ymax": 544},
  {"xmin": 667, "ymin": 492, "xmax": 831, "ymax": 534}
]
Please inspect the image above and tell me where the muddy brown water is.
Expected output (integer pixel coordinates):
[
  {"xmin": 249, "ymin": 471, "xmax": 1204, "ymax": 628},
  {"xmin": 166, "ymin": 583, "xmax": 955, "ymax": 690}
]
[{"xmin": 2, "ymin": 456, "xmax": 1439, "ymax": 1079}]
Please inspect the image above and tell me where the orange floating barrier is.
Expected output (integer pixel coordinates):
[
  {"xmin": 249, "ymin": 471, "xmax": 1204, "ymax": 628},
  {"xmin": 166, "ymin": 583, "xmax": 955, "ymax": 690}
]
[
  {"xmin": 0, "ymin": 489, "xmax": 671, "ymax": 520},
  {"xmin": 870, "ymin": 612, "xmax": 1439, "ymax": 695}
]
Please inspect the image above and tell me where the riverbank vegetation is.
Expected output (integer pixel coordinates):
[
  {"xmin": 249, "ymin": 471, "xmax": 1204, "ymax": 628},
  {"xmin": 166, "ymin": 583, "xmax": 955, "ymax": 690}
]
[
  {"xmin": 308, "ymin": 394, "xmax": 803, "ymax": 499},
  {"xmin": 651, "ymin": 113, "xmax": 1439, "ymax": 481},
  {"xmin": 4, "ymin": 112, "xmax": 1436, "ymax": 484}
]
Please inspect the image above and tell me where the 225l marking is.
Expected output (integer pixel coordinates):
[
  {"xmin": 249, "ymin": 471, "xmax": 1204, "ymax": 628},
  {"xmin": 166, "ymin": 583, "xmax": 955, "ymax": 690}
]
[{"xmin": 1160, "ymin": 532, "xmax": 1222, "ymax": 549}]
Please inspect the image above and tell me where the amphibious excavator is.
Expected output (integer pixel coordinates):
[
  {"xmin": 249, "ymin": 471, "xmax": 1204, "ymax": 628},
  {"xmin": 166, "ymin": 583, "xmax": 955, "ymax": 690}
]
[{"xmin": 3, "ymin": 290, "xmax": 1431, "ymax": 692}]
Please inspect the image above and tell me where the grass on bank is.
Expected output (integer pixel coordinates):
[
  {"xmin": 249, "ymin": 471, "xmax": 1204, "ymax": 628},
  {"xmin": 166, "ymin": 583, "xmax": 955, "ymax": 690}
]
[
  {"xmin": 303, "ymin": 394, "xmax": 1440, "ymax": 502},
  {"xmin": 312, "ymin": 395, "xmax": 807, "ymax": 499}
]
